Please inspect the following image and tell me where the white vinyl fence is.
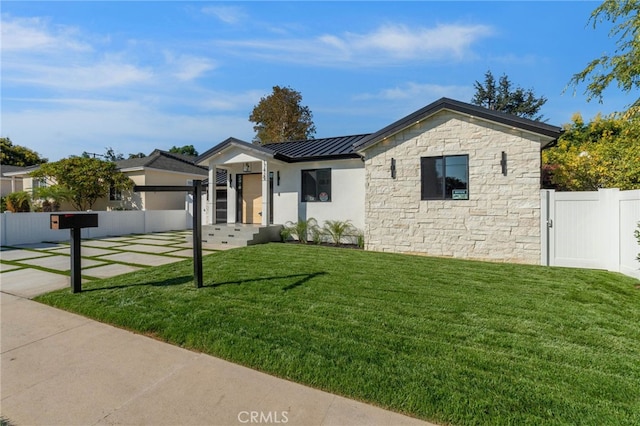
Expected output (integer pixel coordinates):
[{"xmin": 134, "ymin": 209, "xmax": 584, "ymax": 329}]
[
  {"xmin": 541, "ymin": 188, "xmax": 640, "ymax": 279},
  {"xmin": 0, "ymin": 210, "xmax": 191, "ymax": 246}
]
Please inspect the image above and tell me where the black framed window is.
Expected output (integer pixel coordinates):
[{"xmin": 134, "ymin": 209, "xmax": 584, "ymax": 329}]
[
  {"xmin": 109, "ymin": 185, "xmax": 122, "ymax": 201},
  {"xmin": 421, "ymin": 155, "xmax": 469, "ymax": 200},
  {"xmin": 301, "ymin": 168, "xmax": 331, "ymax": 202}
]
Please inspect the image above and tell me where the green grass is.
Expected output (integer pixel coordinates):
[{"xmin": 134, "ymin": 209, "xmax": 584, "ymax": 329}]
[{"xmin": 35, "ymin": 244, "xmax": 640, "ymax": 425}]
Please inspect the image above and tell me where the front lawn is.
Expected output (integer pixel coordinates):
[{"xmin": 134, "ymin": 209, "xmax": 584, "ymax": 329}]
[{"xmin": 35, "ymin": 244, "xmax": 640, "ymax": 425}]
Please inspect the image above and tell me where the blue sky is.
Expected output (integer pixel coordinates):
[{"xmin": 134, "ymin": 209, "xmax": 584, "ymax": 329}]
[{"xmin": 1, "ymin": 1, "xmax": 632, "ymax": 162}]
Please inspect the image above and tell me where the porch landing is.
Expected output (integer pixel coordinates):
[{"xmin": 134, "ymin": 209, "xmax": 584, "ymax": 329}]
[{"xmin": 200, "ymin": 224, "xmax": 283, "ymax": 248}]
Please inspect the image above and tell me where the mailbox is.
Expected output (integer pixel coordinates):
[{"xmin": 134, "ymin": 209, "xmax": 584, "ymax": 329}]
[{"xmin": 50, "ymin": 213, "xmax": 98, "ymax": 230}]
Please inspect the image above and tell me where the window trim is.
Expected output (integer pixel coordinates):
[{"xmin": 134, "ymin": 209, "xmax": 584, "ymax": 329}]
[
  {"xmin": 301, "ymin": 168, "xmax": 332, "ymax": 203},
  {"xmin": 420, "ymin": 154, "xmax": 469, "ymax": 201}
]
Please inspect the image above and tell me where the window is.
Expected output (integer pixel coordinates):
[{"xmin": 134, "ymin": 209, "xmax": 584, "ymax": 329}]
[
  {"xmin": 301, "ymin": 168, "xmax": 331, "ymax": 202},
  {"xmin": 109, "ymin": 185, "xmax": 122, "ymax": 201},
  {"xmin": 421, "ymin": 155, "xmax": 469, "ymax": 200},
  {"xmin": 33, "ymin": 177, "xmax": 48, "ymax": 190}
]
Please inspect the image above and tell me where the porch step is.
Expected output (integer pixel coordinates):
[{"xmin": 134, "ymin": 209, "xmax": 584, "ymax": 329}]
[{"xmin": 194, "ymin": 224, "xmax": 282, "ymax": 248}]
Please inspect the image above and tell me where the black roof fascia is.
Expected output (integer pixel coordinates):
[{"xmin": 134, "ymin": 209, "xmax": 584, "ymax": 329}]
[
  {"xmin": 280, "ymin": 153, "xmax": 362, "ymax": 163},
  {"xmin": 354, "ymin": 97, "xmax": 563, "ymax": 151}
]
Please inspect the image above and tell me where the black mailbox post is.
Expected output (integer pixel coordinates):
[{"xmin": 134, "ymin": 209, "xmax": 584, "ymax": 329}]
[{"xmin": 50, "ymin": 213, "xmax": 99, "ymax": 293}]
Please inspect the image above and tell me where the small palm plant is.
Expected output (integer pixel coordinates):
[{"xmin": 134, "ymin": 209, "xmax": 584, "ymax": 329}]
[
  {"xmin": 281, "ymin": 217, "xmax": 319, "ymax": 244},
  {"xmin": 323, "ymin": 219, "xmax": 355, "ymax": 246},
  {"xmin": 5, "ymin": 191, "xmax": 31, "ymax": 212},
  {"xmin": 33, "ymin": 185, "xmax": 73, "ymax": 212}
]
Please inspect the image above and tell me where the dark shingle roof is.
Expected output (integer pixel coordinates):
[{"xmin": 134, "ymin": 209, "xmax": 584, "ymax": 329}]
[
  {"xmin": 354, "ymin": 97, "xmax": 563, "ymax": 151},
  {"xmin": 1, "ymin": 165, "xmax": 29, "ymax": 175},
  {"xmin": 117, "ymin": 150, "xmax": 207, "ymax": 176}
]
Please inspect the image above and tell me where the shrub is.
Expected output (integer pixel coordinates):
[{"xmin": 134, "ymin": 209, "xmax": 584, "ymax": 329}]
[
  {"xmin": 5, "ymin": 191, "xmax": 31, "ymax": 212},
  {"xmin": 356, "ymin": 230, "xmax": 365, "ymax": 249},
  {"xmin": 323, "ymin": 220, "xmax": 355, "ymax": 246},
  {"xmin": 281, "ymin": 217, "xmax": 319, "ymax": 244}
]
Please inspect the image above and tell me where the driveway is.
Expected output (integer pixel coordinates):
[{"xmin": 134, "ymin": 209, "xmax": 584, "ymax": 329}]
[{"xmin": 0, "ymin": 231, "xmax": 216, "ymax": 298}]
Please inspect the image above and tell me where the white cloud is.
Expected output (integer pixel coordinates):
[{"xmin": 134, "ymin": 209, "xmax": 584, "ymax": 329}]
[
  {"xmin": 7, "ymin": 58, "xmax": 153, "ymax": 91},
  {"xmin": 201, "ymin": 6, "xmax": 247, "ymax": 25},
  {"xmin": 1, "ymin": 15, "xmax": 90, "ymax": 52},
  {"xmin": 163, "ymin": 52, "xmax": 216, "ymax": 81},
  {"xmin": 344, "ymin": 24, "xmax": 493, "ymax": 60},
  {"xmin": 1, "ymin": 98, "xmax": 254, "ymax": 161},
  {"xmin": 354, "ymin": 82, "xmax": 473, "ymax": 103},
  {"xmin": 217, "ymin": 22, "xmax": 494, "ymax": 67}
]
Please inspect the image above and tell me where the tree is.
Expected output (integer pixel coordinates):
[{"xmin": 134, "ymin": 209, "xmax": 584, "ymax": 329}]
[
  {"xmin": 249, "ymin": 85, "xmax": 316, "ymax": 144},
  {"xmin": 542, "ymin": 109, "xmax": 640, "ymax": 190},
  {"xmin": 0, "ymin": 137, "xmax": 48, "ymax": 166},
  {"xmin": 82, "ymin": 147, "xmax": 124, "ymax": 161},
  {"xmin": 30, "ymin": 157, "xmax": 133, "ymax": 211},
  {"xmin": 169, "ymin": 145, "xmax": 198, "ymax": 156},
  {"xmin": 128, "ymin": 152, "xmax": 147, "ymax": 159},
  {"xmin": 472, "ymin": 70, "xmax": 547, "ymax": 120},
  {"xmin": 567, "ymin": 0, "xmax": 640, "ymax": 106}
]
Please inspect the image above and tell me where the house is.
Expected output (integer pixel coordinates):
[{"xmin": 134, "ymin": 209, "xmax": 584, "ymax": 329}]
[
  {"xmin": 2, "ymin": 150, "xmax": 212, "ymax": 212},
  {"xmin": 197, "ymin": 98, "xmax": 562, "ymax": 264},
  {"xmin": 113, "ymin": 149, "xmax": 209, "ymax": 211},
  {"xmin": 1, "ymin": 165, "xmax": 32, "ymax": 197}
]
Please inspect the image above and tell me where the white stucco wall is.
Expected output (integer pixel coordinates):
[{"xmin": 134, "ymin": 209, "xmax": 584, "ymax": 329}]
[
  {"xmin": 273, "ymin": 158, "xmax": 365, "ymax": 230},
  {"xmin": 362, "ymin": 110, "xmax": 546, "ymax": 264}
]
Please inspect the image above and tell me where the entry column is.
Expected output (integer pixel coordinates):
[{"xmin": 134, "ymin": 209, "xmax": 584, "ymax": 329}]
[{"xmin": 261, "ymin": 160, "xmax": 269, "ymax": 226}]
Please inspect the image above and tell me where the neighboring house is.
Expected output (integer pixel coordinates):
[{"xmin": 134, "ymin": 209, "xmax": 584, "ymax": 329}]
[
  {"xmin": 197, "ymin": 97, "xmax": 562, "ymax": 264},
  {"xmin": 1, "ymin": 165, "xmax": 30, "ymax": 197},
  {"xmin": 112, "ymin": 150, "xmax": 208, "ymax": 211},
  {"xmin": 2, "ymin": 150, "xmax": 211, "ymax": 211}
]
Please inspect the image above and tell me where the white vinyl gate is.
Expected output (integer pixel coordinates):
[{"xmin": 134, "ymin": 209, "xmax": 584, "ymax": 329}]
[{"xmin": 541, "ymin": 188, "xmax": 640, "ymax": 279}]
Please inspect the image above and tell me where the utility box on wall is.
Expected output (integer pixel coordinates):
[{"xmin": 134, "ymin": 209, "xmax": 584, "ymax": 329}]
[{"xmin": 50, "ymin": 213, "xmax": 99, "ymax": 230}]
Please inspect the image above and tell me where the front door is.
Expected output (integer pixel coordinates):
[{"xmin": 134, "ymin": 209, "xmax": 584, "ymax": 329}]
[{"xmin": 242, "ymin": 173, "xmax": 262, "ymax": 224}]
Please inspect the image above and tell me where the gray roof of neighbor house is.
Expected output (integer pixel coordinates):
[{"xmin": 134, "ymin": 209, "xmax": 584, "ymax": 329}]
[
  {"xmin": 1, "ymin": 165, "xmax": 29, "ymax": 175},
  {"xmin": 117, "ymin": 150, "xmax": 207, "ymax": 176},
  {"xmin": 354, "ymin": 97, "xmax": 563, "ymax": 151},
  {"xmin": 1, "ymin": 164, "xmax": 40, "ymax": 177}
]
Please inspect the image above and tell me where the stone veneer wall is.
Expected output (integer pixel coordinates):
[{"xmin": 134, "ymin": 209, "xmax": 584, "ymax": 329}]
[{"xmin": 363, "ymin": 110, "xmax": 544, "ymax": 264}]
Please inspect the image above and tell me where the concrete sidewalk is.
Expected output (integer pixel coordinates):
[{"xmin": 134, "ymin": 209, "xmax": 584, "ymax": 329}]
[{"xmin": 0, "ymin": 232, "xmax": 433, "ymax": 426}]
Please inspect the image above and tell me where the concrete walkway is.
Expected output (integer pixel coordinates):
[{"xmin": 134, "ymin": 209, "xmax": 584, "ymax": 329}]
[{"xmin": 1, "ymin": 232, "xmax": 432, "ymax": 426}]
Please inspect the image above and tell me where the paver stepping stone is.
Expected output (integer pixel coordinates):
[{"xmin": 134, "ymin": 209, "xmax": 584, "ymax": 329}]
[
  {"xmin": 125, "ymin": 239, "xmax": 182, "ymax": 246},
  {"xmin": 1, "ymin": 263, "xmax": 23, "ymax": 272},
  {"xmin": 14, "ymin": 243, "xmax": 66, "ymax": 250},
  {"xmin": 83, "ymin": 263, "xmax": 142, "ymax": 279},
  {"xmin": 1, "ymin": 250, "xmax": 50, "ymax": 261},
  {"xmin": 46, "ymin": 247, "xmax": 119, "ymax": 257},
  {"xmin": 0, "ymin": 269, "xmax": 70, "ymax": 298},
  {"xmin": 99, "ymin": 252, "xmax": 183, "ymax": 266},
  {"xmin": 119, "ymin": 244, "xmax": 180, "ymax": 254},
  {"xmin": 20, "ymin": 255, "xmax": 106, "ymax": 271},
  {"xmin": 82, "ymin": 240, "xmax": 127, "ymax": 248},
  {"xmin": 99, "ymin": 236, "xmax": 137, "ymax": 242}
]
